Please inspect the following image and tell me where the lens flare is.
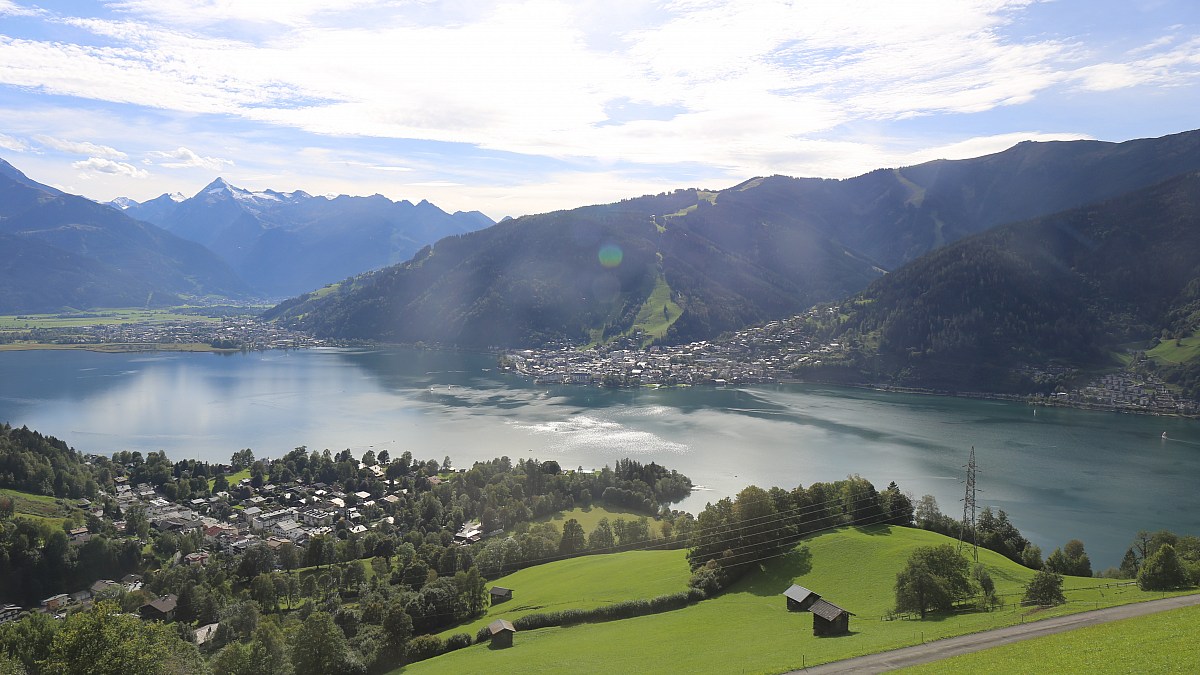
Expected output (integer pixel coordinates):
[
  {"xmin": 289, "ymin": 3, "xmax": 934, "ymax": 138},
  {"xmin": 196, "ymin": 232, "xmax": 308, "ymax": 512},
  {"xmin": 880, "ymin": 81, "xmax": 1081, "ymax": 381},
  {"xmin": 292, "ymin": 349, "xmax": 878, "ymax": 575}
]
[{"xmin": 598, "ymin": 244, "xmax": 623, "ymax": 268}]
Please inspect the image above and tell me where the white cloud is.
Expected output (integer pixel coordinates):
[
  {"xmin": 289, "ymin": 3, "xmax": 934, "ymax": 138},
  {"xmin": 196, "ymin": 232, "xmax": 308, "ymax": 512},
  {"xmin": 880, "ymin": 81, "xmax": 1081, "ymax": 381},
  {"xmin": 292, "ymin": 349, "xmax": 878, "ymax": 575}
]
[
  {"xmin": 0, "ymin": 1, "xmax": 42, "ymax": 18},
  {"xmin": 34, "ymin": 135, "xmax": 127, "ymax": 158},
  {"xmin": 0, "ymin": 0, "xmax": 1113, "ymax": 178},
  {"xmin": 148, "ymin": 146, "xmax": 233, "ymax": 170},
  {"xmin": 72, "ymin": 156, "xmax": 148, "ymax": 178},
  {"xmin": 0, "ymin": 132, "xmax": 29, "ymax": 152},
  {"xmin": 0, "ymin": 1, "xmax": 1195, "ymax": 212}
]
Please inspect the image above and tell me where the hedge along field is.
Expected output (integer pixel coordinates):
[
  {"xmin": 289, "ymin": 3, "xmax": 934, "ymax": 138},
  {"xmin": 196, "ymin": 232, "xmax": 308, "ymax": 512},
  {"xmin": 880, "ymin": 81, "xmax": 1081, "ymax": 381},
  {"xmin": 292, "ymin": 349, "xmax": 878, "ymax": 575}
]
[
  {"xmin": 901, "ymin": 603, "xmax": 1200, "ymax": 674},
  {"xmin": 400, "ymin": 525, "xmax": 1194, "ymax": 675},
  {"xmin": 432, "ymin": 549, "xmax": 690, "ymax": 641}
]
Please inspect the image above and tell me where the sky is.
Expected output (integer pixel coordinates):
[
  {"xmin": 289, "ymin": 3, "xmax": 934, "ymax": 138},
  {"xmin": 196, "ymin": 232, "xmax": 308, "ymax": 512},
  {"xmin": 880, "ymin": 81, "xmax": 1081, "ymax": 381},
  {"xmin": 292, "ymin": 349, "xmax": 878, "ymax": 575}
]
[{"xmin": 1, "ymin": 0, "xmax": 1198, "ymax": 220}]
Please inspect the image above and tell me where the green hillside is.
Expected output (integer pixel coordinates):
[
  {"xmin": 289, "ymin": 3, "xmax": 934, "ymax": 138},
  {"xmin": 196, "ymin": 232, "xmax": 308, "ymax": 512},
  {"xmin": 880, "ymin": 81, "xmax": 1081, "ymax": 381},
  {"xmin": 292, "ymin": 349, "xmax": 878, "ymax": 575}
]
[
  {"xmin": 903, "ymin": 603, "xmax": 1200, "ymax": 674},
  {"xmin": 433, "ymin": 549, "xmax": 689, "ymax": 640},
  {"xmin": 826, "ymin": 171, "xmax": 1200, "ymax": 393},
  {"xmin": 269, "ymin": 130, "xmax": 1200, "ymax": 349},
  {"xmin": 399, "ymin": 525, "xmax": 1189, "ymax": 674}
]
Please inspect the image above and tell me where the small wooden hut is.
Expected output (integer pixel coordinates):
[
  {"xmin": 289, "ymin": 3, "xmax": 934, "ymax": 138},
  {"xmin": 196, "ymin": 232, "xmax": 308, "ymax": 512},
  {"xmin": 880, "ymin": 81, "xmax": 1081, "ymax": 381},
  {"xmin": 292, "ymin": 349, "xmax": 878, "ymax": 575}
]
[
  {"xmin": 488, "ymin": 618, "xmax": 516, "ymax": 648},
  {"xmin": 809, "ymin": 598, "xmax": 853, "ymax": 636},
  {"xmin": 782, "ymin": 584, "xmax": 819, "ymax": 612},
  {"xmin": 489, "ymin": 586, "xmax": 513, "ymax": 605}
]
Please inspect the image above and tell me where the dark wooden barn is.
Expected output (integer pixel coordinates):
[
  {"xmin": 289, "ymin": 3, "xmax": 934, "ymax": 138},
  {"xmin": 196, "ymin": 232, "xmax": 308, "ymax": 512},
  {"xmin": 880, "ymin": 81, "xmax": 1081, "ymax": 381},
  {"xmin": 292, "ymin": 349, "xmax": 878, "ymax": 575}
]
[
  {"xmin": 808, "ymin": 598, "xmax": 853, "ymax": 636},
  {"xmin": 782, "ymin": 584, "xmax": 820, "ymax": 612},
  {"xmin": 488, "ymin": 618, "xmax": 516, "ymax": 648},
  {"xmin": 489, "ymin": 586, "xmax": 513, "ymax": 605}
]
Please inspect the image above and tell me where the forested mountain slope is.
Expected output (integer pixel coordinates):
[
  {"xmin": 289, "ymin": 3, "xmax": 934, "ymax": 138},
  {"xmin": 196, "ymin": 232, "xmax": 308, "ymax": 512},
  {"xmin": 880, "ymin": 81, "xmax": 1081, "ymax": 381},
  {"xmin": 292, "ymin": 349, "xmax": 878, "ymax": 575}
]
[{"xmin": 268, "ymin": 130, "xmax": 1200, "ymax": 348}]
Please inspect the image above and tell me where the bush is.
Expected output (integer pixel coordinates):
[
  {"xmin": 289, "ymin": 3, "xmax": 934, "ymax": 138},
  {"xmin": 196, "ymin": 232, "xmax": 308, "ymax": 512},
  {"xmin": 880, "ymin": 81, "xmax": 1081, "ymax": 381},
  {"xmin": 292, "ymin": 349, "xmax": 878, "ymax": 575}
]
[
  {"xmin": 512, "ymin": 589, "xmax": 705, "ymax": 631},
  {"xmin": 444, "ymin": 633, "xmax": 472, "ymax": 652},
  {"xmin": 406, "ymin": 635, "xmax": 443, "ymax": 663},
  {"xmin": 688, "ymin": 559, "xmax": 725, "ymax": 596},
  {"xmin": 475, "ymin": 626, "xmax": 491, "ymax": 644}
]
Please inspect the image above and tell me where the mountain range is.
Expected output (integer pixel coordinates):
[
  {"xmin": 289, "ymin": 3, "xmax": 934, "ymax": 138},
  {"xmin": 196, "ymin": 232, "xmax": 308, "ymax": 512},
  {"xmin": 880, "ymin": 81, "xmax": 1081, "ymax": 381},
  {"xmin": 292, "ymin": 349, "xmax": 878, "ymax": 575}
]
[
  {"xmin": 266, "ymin": 129, "xmax": 1200, "ymax": 351},
  {"xmin": 0, "ymin": 159, "xmax": 246, "ymax": 313},
  {"xmin": 114, "ymin": 179, "xmax": 494, "ymax": 298}
]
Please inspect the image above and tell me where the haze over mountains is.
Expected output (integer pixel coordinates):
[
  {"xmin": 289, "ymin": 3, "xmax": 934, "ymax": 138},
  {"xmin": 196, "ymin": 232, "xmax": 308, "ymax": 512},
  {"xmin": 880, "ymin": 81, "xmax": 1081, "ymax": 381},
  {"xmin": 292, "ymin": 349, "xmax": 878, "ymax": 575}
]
[
  {"xmin": 267, "ymin": 129, "xmax": 1200, "ymax": 353},
  {"xmin": 113, "ymin": 178, "xmax": 494, "ymax": 298},
  {"xmin": 0, "ymin": 159, "xmax": 246, "ymax": 313},
  {"xmin": 6, "ymin": 128, "xmax": 1200, "ymax": 397}
]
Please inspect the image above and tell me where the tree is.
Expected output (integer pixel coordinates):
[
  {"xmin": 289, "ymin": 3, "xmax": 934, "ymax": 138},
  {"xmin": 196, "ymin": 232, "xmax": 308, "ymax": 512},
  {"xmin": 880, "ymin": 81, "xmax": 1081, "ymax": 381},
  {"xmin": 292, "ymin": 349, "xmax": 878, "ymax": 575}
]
[
  {"xmin": 381, "ymin": 601, "xmax": 413, "ymax": 660},
  {"xmin": 913, "ymin": 494, "xmax": 939, "ymax": 527},
  {"xmin": 894, "ymin": 545, "xmax": 973, "ymax": 619},
  {"xmin": 1138, "ymin": 544, "xmax": 1190, "ymax": 590},
  {"xmin": 1045, "ymin": 539, "xmax": 1091, "ymax": 577},
  {"xmin": 278, "ymin": 541, "xmax": 300, "ymax": 574},
  {"xmin": 884, "ymin": 485, "xmax": 914, "ymax": 526},
  {"xmin": 1020, "ymin": 543, "xmax": 1043, "ymax": 570},
  {"xmin": 41, "ymin": 601, "xmax": 207, "ymax": 675},
  {"xmin": 589, "ymin": 518, "xmax": 615, "ymax": 551},
  {"xmin": 559, "ymin": 518, "xmax": 586, "ymax": 555},
  {"xmin": 973, "ymin": 564, "xmax": 998, "ymax": 610},
  {"xmin": 290, "ymin": 612, "xmax": 357, "ymax": 675},
  {"xmin": 1023, "ymin": 569, "xmax": 1065, "ymax": 606}
]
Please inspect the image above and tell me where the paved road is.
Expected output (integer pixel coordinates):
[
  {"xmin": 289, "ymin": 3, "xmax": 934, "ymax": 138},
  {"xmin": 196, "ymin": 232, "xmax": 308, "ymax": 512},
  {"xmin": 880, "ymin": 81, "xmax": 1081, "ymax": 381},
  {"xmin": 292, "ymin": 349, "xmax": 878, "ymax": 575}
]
[{"xmin": 790, "ymin": 594, "xmax": 1200, "ymax": 674}]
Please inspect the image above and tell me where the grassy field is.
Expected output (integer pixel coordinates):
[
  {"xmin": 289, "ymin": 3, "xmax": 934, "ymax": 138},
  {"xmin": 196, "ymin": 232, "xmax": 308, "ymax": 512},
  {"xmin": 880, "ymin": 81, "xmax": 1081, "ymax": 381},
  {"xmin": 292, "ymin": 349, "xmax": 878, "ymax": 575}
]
[
  {"xmin": 0, "ymin": 308, "xmax": 223, "ymax": 329},
  {"xmin": 209, "ymin": 468, "xmax": 252, "ymax": 491},
  {"xmin": 399, "ymin": 525, "xmax": 1192, "ymax": 674},
  {"xmin": 1148, "ymin": 334, "xmax": 1200, "ymax": 365},
  {"xmin": 433, "ymin": 549, "xmax": 690, "ymax": 641},
  {"xmin": 531, "ymin": 505, "xmax": 668, "ymax": 538},
  {"xmin": 626, "ymin": 270, "xmax": 682, "ymax": 345},
  {"xmin": 0, "ymin": 488, "xmax": 78, "ymax": 528},
  {"xmin": 902, "ymin": 602, "xmax": 1200, "ymax": 673}
]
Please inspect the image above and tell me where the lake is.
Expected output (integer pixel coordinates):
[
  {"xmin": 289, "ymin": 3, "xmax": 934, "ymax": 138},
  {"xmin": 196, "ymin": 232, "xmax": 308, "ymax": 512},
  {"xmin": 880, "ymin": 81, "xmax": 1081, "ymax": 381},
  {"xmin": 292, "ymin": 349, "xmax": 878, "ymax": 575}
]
[{"xmin": 2, "ymin": 346, "xmax": 1197, "ymax": 567}]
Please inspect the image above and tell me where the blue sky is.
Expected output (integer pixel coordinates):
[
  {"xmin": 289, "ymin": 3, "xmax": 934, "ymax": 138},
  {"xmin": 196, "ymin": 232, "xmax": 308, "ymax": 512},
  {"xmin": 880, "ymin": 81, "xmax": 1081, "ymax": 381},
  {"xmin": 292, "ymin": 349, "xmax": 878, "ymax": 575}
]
[{"xmin": 1, "ymin": 0, "xmax": 1198, "ymax": 219}]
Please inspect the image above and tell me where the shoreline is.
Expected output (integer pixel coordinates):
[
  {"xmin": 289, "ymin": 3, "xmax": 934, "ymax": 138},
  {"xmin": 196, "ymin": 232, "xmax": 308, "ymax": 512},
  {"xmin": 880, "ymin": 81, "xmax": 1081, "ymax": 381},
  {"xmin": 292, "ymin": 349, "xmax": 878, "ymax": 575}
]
[{"xmin": 0, "ymin": 342, "xmax": 241, "ymax": 353}]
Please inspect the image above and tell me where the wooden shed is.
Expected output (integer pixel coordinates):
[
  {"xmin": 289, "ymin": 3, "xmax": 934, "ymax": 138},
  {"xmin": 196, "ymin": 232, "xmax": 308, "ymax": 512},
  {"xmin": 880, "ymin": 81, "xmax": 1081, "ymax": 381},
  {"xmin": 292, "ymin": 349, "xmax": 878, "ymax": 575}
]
[
  {"xmin": 782, "ymin": 584, "xmax": 820, "ymax": 612},
  {"xmin": 489, "ymin": 586, "xmax": 513, "ymax": 605},
  {"xmin": 809, "ymin": 598, "xmax": 853, "ymax": 636},
  {"xmin": 488, "ymin": 618, "xmax": 516, "ymax": 648}
]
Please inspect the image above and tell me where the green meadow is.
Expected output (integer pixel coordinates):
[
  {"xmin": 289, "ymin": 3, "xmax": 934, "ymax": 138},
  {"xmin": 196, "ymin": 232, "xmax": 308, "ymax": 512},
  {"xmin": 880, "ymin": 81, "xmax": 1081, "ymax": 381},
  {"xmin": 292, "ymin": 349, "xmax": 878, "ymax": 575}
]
[
  {"xmin": 0, "ymin": 488, "xmax": 79, "ymax": 528},
  {"xmin": 530, "ymin": 504, "xmax": 669, "ymax": 538},
  {"xmin": 1147, "ymin": 334, "xmax": 1200, "ymax": 365},
  {"xmin": 209, "ymin": 468, "xmax": 252, "ymax": 491},
  {"xmin": 399, "ymin": 525, "xmax": 1192, "ymax": 674},
  {"xmin": 902, "ymin": 602, "xmax": 1200, "ymax": 674},
  {"xmin": 0, "ymin": 308, "xmax": 221, "ymax": 329},
  {"xmin": 433, "ymin": 549, "xmax": 690, "ymax": 640}
]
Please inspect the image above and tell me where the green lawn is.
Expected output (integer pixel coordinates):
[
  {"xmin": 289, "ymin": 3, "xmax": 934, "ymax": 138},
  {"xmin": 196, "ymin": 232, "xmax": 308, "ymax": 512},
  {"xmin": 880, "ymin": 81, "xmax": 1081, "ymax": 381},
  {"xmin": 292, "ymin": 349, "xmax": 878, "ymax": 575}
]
[
  {"xmin": 530, "ymin": 505, "xmax": 667, "ymax": 538},
  {"xmin": 1147, "ymin": 334, "xmax": 1200, "ymax": 365},
  {"xmin": 0, "ymin": 308, "xmax": 222, "ymax": 329},
  {"xmin": 902, "ymin": 603, "xmax": 1200, "ymax": 673},
  {"xmin": 433, "ymin": 549, "xmax": 690, "ymax": 641},
  {"xmin": 399, "ymin": 525, "xmax": 1194, "ymax": 674},
  {"xmin": 209, "ymin": 468, "xmax": 251, "ymax": 491}
]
